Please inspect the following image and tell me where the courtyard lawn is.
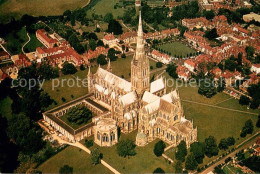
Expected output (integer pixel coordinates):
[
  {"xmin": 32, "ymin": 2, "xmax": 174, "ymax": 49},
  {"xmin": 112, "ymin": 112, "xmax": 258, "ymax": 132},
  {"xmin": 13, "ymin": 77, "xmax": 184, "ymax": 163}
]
[
  {"xmin": 24, "ymin": 33, "xmax": 43, "ymax": 53},
  {"xmin": 42, "ymin": 74, "xmax": 88, "ymax": 109},
  {"xmin": 0, "ymin": 0, "xmax": 90, "ymax": 22},
  {"xmin": 86, "ymin": 0, "xmax": 126, "ymax": 19},
  {"xmin": 59, "ymin": 113, "xmax": 92, "ymax": 130},
  {"xmin": 3, "ymin": 27, "xmax": 27, "ymax": 54},
  {"xmin": 158, "ymin": 42, "xmax": 196, "ymax": 57},
  {"xmin": 37, "ymin": 146, "xmax": 113, "ymax": 173},
  {"xmin": 0, "ymin": 97, "xmax": 12, "ymax": 119},
  {"xmin": 85, "ymin": 130, "xmax": 174, "ymax": 173}
]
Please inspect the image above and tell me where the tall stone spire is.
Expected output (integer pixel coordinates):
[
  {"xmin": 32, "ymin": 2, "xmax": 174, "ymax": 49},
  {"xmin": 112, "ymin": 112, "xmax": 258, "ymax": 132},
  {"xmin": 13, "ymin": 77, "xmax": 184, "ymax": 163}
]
[
  {"xmin": 135, "ymin": 11, "xmax": 145, "ymax": 61},
  {"xmin": 107, "ymin": 59, "xmax": 112, "ymax": 72},
  {"xmin": 131, "ymin": 11, "xmax": 150, "ymax": 97}
]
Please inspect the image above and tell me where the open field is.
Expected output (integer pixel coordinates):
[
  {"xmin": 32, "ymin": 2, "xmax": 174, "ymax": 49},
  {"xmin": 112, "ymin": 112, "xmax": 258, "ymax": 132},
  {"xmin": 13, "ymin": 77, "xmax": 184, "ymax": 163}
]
[
  {"xmin": 0, "ymin": 0, "xmax": 90, "ymax": 22},
  {"xmin": 86, "ymin": 0, "xmax": 126, "ymax": 18},
  {"xmin": 0, "ymin": 97, "xmax": 12, "ymax": 119},
  {"xmin": 84, "ymin": 130, "xmax": 174, "ymax": 173},
  {"xmin": 158, "ymin": 41, "xmax": 196, "ymax": 57},
  {"xmin": 37, "ymin": 146, "xmax": 113, "ymax": 173}
]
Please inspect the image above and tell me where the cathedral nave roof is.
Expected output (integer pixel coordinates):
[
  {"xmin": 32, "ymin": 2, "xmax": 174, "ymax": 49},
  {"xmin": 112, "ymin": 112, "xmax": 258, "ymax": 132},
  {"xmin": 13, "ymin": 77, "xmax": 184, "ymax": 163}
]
[
  {"xmin": 142, "ymin": 91, "xmax": 160, "ymax": 104},
  {"xmin": 150, "ymin": 77, "xmax": 165, "ymax": 94},
  {"xmin": 119, "ymin": 91, "xmax": 137, "ymax": 106},
  {"xmin": 96, "ymin": 68, "xmax": 132, "ymax": 92}
]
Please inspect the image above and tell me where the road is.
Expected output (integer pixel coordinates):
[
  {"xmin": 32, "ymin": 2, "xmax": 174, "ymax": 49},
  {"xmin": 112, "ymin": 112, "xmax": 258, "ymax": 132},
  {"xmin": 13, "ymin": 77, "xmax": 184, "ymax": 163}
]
[
  {"xmin": 201, "ymin": 132, "xmax": 260, "ymax": 174},
  {"xmin": 22, "ymin": 32, "xmax": 31, "ymax": 54},
  {"xmin": 0, "ymin": 43, "xmax": 11, "ymax": 56}
]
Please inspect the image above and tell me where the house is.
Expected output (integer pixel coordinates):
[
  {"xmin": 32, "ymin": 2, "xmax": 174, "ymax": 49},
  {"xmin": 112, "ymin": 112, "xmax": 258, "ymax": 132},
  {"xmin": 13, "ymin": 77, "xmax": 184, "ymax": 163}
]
[
  {"xmin": 102, "ymin": 33, "xmax": 118, "ymax": 46},
  {"xmin": 243, "ymin": 12, "xmax": 260, "ymax": 22},
  {"xmin": 177, "ymin": 66, "xmax": 190, "ymax": 81},
  {"xmin": 36, "ymin": 29, "xmax": 59, "ymax": 48},
  {"xmin": 151, "ymin": 50, "xmax": 171, "ymax": 64},
  {"xmin": 85, "ymin": 47, "xmax": 109, "ymax": 60},
  {"xmin": 0, "ymin": 51, "xmax": 10, "ymax": 62},
  {"xmin": 184, "ymin": 59, "xmax": 196, "ymax": 72},
  {"xmin": 251, "ymin": 64, "xmax": 260, "ymax": 74}
]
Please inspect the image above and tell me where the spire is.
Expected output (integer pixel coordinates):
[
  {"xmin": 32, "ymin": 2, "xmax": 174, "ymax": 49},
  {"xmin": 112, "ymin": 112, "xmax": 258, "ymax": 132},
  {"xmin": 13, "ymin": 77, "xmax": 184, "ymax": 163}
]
[
  {"xmin": 135, "ymin": 11, "xmax": 145, "ymax": 60},
  {"xmin": 137, "ymin": 11, "xmax": 143, "ymax": 38}
]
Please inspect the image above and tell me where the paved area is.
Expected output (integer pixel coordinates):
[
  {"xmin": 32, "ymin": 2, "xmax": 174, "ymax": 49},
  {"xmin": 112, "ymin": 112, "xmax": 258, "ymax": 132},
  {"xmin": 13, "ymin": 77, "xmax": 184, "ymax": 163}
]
[{"xmin": 22, "ymin": 32, "xmax": 30, "ymax": 54}]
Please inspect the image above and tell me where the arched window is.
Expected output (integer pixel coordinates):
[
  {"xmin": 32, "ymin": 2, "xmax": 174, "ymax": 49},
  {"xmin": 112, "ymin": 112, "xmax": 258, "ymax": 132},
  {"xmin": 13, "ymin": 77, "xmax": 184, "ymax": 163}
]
[
  {"xmin": 97, "ymin": 132, "xmax": 100, "ymax": 140},
  {"xmin": 103, "ymin": 133, "xmax": 108, "ymax": 142},
  {"xmin": 174, "ymin": 115, "xmax": 178, "ymax": 121}
]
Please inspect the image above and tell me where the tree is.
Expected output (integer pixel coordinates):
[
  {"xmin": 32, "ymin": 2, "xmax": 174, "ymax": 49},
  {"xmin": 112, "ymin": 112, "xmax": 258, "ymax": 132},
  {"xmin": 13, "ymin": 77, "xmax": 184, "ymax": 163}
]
[
  {"xmin": 153, "ymin": 140, "xmax": 166, "ymax": 157},
  {"xmin": 89, "ymin": 39, "xmax": 97, "ymax": 51},
  {"xmin": 121, "ymin": 53, "xmax": 126, "ymax": 58},
  {"xmin": 107, "ymin": 20, "xmax": 123, "ymax": 35},
  {"xmin": 185, "ymin": 154, "xmax": 198, "ymax": 171},
  {"xmin": 190, "ymin": 142, "xmax": 205, "ymax": 164},
  {"xmin": 153, "ymin": 167, "xmax": 165, "ymax": 173},
  {"xmin": 239, "ymin": 95, "xmax": 250, "ymax": 105},
  {"xmin": 59, "ymin": 165, "xmax": 73, "ymax": 174},
  {"xmin": 204, "ymin": 28, "xmax": 219, "ymax": 40},
  {"xmin": 61, "ymin": 62, "xmax": 77, "ymax": 75},
  {"xmin": 218, "ymin": 138, "xmax": 229, "ymax": 150},
  {"xmin": 108, "ymin": 48, "xmax": 117, "ymax": 61},
  {"xmin": 104, "ymin": 13, "xmax": 114, "ymax": 23},
  {"xmin": 214, "ymin": 165, "xmax": 224, "ymax": 174},
  {"xmin": 116, "ymin": 139, "xmax": 136, "ymax": 158},
  {"xmin": 245, "ymin": 46, "xmax": 254, "ymax": 60},
  {"xmin": 175, "ymin": 161, "xmax": 183, "ymax": 173},
  {"xmin": 156, "ymin": 62, "xmax": 163, "ymax": 68},
  {"xmin": 240, "ymin": 119, "xmax": 254, "ymax": 137},
  {"xmin": 256, "ymin": 115, "xmax": 260, "ymax": 128},
  {"xmin": 217, "ymin": 77, "xmax": 226, "ymax": 92},
  {"xmin": 97, "ymin": 40, "xmax": 104, "ymax": 47},
  {"xmin": 203, "ymin": 10, "xmax": 215, "ymax": 20},
  {"xmin": 0, "ymin": 114, "xmax": 19, "ymax": 172},
  {"xmin": 91, "ymin": 148, "xmax": 102, "ymax": 165},
  {"xmin": 66, "ymin": 105, "xmax": 92, "ymax": 125},
  {"xmin": 80, "ymin": 64, "xmax": 85, "ymax": 71},
  {"xmin": 227, "ymin": 137, "xmax": 235, "ymax": 146},
  {"xmin": 97, "ymin": 54, "xmax": 107, "ymax": 65},
  {"xmin": 198, "ymin": 78, "xmax": 217, "ymax": 98},
  {"xmin": 225, "ymin": 58, "xmax": 237, "ymax": 72},
  {"xmin": 175, "ymin": 140, "xmax": 187, "ymax": 162},
  {"xmin": 166, "ymin": 64, "xmax": 178, "ymax": 79},
  {"xmin": 204, "ymin": 136, "xmax": 219, "ymax": 158}
]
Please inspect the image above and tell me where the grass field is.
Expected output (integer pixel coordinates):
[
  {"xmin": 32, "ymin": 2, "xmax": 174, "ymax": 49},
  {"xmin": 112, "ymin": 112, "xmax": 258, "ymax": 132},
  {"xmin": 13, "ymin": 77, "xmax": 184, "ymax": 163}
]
[
  {"xmin": 0, "ymin": 97, "xmax": 12, "ymax": 119},
  {"xmin": 24, "ymin": 33, "xmax": 43, "ymax": 53},
  {"xmin": 37, "ymin": 146, "xmax": 113, "ymax": 173},
  {"xmin": 158, "ymin": 42, "xmax": 196, "ymax": 57},
  {"xmin": 86, "ymin": 0, "xmax": 125, "ymax": 18},
  {"xmin": 84, "ymin": 130, "xmax": 174, "ymax": 173},
  {"xmin": 0, "ymin": 0, "xmax": 90, "ymax": 22}
]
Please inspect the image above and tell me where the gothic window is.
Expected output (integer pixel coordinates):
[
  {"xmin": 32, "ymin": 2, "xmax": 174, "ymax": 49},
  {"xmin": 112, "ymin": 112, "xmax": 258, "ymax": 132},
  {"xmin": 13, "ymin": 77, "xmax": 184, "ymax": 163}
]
[
  {"xmin": 103, "ymin": 133, "xmax": 108, "ymax": 142},
  {"xmin": 97, "ymin": 132, "xmax": 100, "ymax": 140},
  {"xmin": 174, "ymin": 115, "xmax": 178, "ymax": 121}
]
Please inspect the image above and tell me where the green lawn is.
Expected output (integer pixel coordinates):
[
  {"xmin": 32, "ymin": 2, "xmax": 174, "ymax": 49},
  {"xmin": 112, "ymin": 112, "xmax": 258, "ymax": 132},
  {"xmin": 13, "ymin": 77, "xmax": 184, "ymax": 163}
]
[
  {"xmin": 85, "ymin": 130, "xmax": 174, "ymax": 173},
  {"xmin": 42, "ymin": 74, "xmax": 88, "ymax": 109},
  {"xmin": 86, "ymin": 0, "xmax": 125, "ymax": 18},
  {"xmin": 59, "ymin": 113, "xmax": 92, "ymax": 129},
  {"xmin": 158, "ymin": 41, "xmax": 196, "ymax": 57},
  {"xmin": 223, "ymin": 164, "xmax": 242, "ymax": 174},
  {"xmin": 0, "ymin": 0, "xmax": 90, "ymax": 22},
  {"xmin": 24, "ymin": 33, "xmax": 43, "ymax": 53},
  {"xmin": 37, "ymin": 146, "xmax": 113, "ymax": 173},
  {"xmin": 3, "ymin": 27, "xmax": 27, "ymax": 54},
  {"xmin": 0, "ymin": 97, "xmax": 12, "ymax": 119}
]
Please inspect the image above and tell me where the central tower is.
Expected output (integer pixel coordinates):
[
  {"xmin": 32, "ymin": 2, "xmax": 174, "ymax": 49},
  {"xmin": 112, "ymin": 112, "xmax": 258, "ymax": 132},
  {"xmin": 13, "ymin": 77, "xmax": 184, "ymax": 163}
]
[{"xmin": 131, "ymin": 11, "xmax": 150, "ymax": 97}]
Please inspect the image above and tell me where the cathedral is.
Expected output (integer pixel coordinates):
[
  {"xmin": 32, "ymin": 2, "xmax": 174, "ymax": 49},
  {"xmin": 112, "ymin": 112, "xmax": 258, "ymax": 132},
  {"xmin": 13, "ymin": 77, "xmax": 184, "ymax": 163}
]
[{"xmin": 87, "ymin": 12, "xmax": 197, "ymax": 147}]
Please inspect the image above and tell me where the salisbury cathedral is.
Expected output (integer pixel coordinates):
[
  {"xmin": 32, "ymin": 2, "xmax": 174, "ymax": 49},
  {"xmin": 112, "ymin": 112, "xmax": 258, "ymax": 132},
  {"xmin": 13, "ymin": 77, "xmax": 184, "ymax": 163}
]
[{"xmin": 43, "ymin": 12, "xmax": 197, "ymax": 148}]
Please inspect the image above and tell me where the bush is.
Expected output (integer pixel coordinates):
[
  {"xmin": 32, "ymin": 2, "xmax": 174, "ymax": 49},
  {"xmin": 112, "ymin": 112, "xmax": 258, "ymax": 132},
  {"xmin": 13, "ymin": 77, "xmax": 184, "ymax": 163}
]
[
  {"xmin": 153, "ymin": 140, "xmax": 166, "ymax": 157},
  {"xmin": 156, "ymin": 62, "xmax": 163, "ymax": 68},
  {"xmin": 59, "ymin": 165, "xmax": 73, "ymax": 174},
  {"xmin": 239, "ymin": 96, "xmax": 250, "ymax": 105},
  {"xmin": 85, "ymin": 140, "xmax": 93, "ymax": 148},
  {"xmin": 121, "ymin": 53, "xmax": 126, "ymax": 58},
  {"xmin": 80, "ymin": 64, "xmax": 85, "ymax": 71},
  {"xmin": 61, "ymin": 97, "xmax": 66, "ymax": 102},
  {"xmin": 61, "ymin": 62, "xmax": 77, "ymax": 75},
  {"xmin": 153, "ymin": 167, "xmax": 165, "ymax": 173}
]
